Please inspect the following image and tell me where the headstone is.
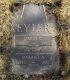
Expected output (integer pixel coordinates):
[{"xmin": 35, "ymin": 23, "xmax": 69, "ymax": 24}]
[{"xmin": 11, "ymin": 4, "xmax": 59, "ymax": 75}]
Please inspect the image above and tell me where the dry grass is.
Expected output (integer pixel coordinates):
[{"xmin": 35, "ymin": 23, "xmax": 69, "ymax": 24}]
[
  {"xmin": 57, "ymin": 0, "xmax": 70, "ymax": 52},
  {"xmin": 0, "ymin": 0, "xmax": 70, "ymax": 79}
]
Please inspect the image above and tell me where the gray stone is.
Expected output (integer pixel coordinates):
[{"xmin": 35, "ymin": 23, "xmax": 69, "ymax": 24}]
[{"xmin": 11, "ymin": 4, "xmax": 59, "ymax": 75}]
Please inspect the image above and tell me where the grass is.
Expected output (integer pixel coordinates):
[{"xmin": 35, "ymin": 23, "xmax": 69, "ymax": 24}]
[{"xmin": 0, "ymin": 0, "xmax": 70, "ymax": 79}]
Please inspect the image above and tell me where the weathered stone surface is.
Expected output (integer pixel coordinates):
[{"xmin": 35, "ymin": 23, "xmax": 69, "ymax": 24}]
[{"xmin": 11, "ymin": 4, "xmax": 59, "ymax": 75}]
